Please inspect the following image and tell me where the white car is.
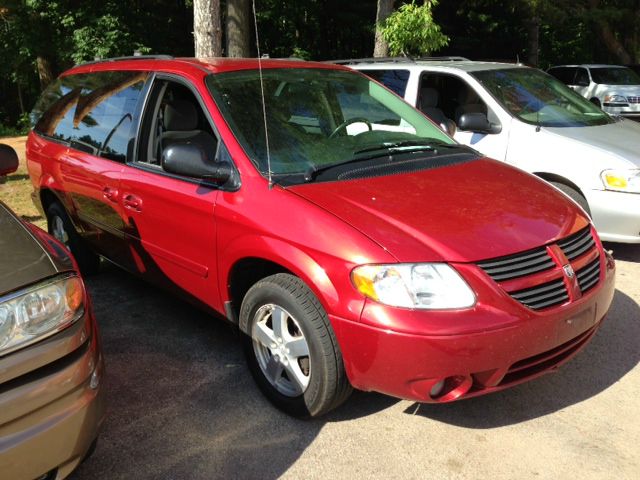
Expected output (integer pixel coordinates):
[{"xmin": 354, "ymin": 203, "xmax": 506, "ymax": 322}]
[
  {"xmin": 341, "ymin": 57, "xmax": 640, "ymax": 243},
  {"xmin": 548, "ymin": 64, "xmax": 640, "ymax": 118}
]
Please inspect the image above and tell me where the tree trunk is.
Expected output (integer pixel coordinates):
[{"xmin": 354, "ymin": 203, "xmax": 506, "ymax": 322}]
[
  {"xmin": 194, "ymin": 0, "xmax": 222, "ymax": 57},
  {"xmin": 588, "ymin": 0, "xmax": 632, "ymax": 64},
  {"xmin": 373, "ymin": 0, "xmax": 394, "ymax": 57},
  {"xmin": 226, "ymin": 0, "xmax": 251, "ymax": 57},
  {"xmin": 36, "ymin": 55, "xmax": 55, "ymax": 89},
  {"xmin": 527, "ymin": 16, "xmax": 540, "ymax": 67}
]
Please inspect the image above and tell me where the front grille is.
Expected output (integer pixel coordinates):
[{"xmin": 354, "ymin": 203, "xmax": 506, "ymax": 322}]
[
  {"xmin": 510, "ymin": 278, "xmax": 568, "ymax": 310},
  {"xmin": 627, "ymin": 96, "xmax": 640, "ymax": 104},
  {"xmin": 476, "ymin": 247, "xmax": 554, "ymax": 281},
  {"xmin": 558, "ymin": 226, "xmax": 595, "ymax": 260},
  {"xmin": 476, "ymin": 226, "xmax": 601, "ymax": 311},
  {"xmin": 577, "ymin": 257, "xmax": 601, "ymax": 293}
]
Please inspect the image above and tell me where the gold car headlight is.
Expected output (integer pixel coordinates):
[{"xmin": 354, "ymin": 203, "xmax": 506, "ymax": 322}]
[{"xmin": 0, "ymin": 274, "xmax": 85, "ymax": 355}]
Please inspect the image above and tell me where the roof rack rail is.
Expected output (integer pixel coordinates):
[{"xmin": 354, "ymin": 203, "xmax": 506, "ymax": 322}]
[
  {"xmin": 76, "ymin": 54, "xmax": 174, "ymax": 67},
  {"xmin": 417, "ymin": 56, "xmax": 470, "ymax": 61},
  {"xmin": 328, "ymin": 56, "xmax": 470, "ymax": 65},
  {"xmin": 329, "ymin": 57, "xmax": 415, "ymax": 65}
]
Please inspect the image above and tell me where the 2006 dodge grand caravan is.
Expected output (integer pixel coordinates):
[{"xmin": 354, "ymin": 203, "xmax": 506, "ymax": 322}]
[{"xmin": 26, "ymin": 56, "xmax": 615, "ymax": 417}]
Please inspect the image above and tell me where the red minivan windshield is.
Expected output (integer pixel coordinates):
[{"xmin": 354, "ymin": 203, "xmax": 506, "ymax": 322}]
[{"xmin": 206, "ymin": 68, "xmax": 459, "ymax": 181}]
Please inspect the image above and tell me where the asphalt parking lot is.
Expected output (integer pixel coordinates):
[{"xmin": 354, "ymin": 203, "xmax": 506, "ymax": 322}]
[{"xmin": 69, "ymin": 243, "xmax": 640, "ymax": 480}]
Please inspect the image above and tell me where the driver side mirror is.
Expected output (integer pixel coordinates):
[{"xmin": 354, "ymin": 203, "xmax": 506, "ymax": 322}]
[
  {"xmin": 0, "ymin": 144, "xmax": 19, "ymax": 177},
  {"xmin": 162, "ymin": 142, "xmax": 234, "ymax": 186},
  {"xmin": 458, "ymin": 113, "xmax": 502, "ymax": 135}
]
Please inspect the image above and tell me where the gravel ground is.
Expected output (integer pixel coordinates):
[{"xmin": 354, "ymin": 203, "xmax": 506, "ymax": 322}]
[{"xmin": 67, "ymin": 243, "xmax": 640, "ymax": 480}]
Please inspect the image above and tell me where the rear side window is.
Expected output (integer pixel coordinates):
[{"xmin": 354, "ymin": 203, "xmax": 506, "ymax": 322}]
[
  {"xmin": 31, "ymin": 71, "xmax": 149, "ymax": 162},
  {"xmin": 548, "ymin": 67, "xmax": 576, "ymax": 85},
  {"xmin": 359, "ymin": 69, "xmax": 410, "ymax": 97}
]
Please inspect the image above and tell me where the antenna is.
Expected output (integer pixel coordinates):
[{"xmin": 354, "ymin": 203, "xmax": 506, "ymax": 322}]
[{"xmin": 252, "ymin": 0, "xmax": 273, "ymax": 188}]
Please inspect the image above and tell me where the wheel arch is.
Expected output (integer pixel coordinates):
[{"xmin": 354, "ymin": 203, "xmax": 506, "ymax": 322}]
[
  {"xmin": 533, "ymin": 172, "xmax": 587, "ymax": 198},
  {"xmin": 221, "ymin": 236, "xmax": 342, "ymax": 327}
]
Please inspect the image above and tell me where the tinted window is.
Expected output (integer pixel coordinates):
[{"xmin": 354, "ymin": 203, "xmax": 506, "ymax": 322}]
[
  {"xmin": 574, "ymin": 68, "xmax": 590, "ymax": 86},
  {"xmin": 359, "ymin": 69, "xmax": 410, "ymax": 97},
  {"xmin": 548, "ymin": 67, "xmax": 576, "ymax": 84},
  {"xmin": 590, "ymin": 67, "xmax": 640, "ymax": 85},
  {"xmin": 472, "ymin": 68, "xmax": 612, "ymax": 127},
  {"xmin": 32, "ymin": 71, "xmax": 149, "ymax": 162}
]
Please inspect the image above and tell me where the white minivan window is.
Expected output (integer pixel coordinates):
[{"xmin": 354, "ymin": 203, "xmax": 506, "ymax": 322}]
[{"xmin": 472, "ymin": 68, "xmax": 613, "ymax": 127}]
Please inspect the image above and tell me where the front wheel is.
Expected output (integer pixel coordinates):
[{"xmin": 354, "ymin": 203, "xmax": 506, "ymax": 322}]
[
  {"xmin": 46, "ymin": 202, "xmax": 100, "ymax": 275},
  {"xmin": 240, "ymin": 274, "xmax": 352, "ymax": 418}
]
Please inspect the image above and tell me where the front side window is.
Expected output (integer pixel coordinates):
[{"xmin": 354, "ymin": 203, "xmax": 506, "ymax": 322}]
[
  {"xmin": 473, "ymin": 68, "xmax": 613, "ymax": 127},
  {"xmin": 589, "ymin": 67, "xmax": 640, "ymax": 85},
  {"xmin": 206, "ymin": 68, "xmax": 457, "ymax": 183},
  {"xmin": 32, "ymin": 71, "xmax": 149, "ymax": 162},
  {"xmin": 359, "ymin": 69, "xmax": 411, "ymax": 97}
]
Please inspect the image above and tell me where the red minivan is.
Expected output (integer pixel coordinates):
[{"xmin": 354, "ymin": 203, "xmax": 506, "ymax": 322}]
[{"xmin": 26, "ymin": 56, "xmax": 615, "ymax": 417}]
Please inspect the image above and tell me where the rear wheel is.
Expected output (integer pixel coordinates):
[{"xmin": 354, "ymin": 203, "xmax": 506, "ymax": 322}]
[
  {"xmin": 550, "ymin": 182, "xmax": 591, "ymax": 216},
  {"xmin": 46, "ymin": 202, "xmax": 100, "ymax": 275},
  {"xmin": 240, "ymin": 273, "xmax": 351, "ymax": 418}
]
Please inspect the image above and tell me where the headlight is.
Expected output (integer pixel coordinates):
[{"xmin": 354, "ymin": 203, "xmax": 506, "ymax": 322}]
[
  {"xmin": 601, "ymin": 168, "xmax": 640, "ymax": 193},
  {"xmin": 351, "ymin": 263, "xmax": 476, "ymax": 309},
  {"xmin": 603, "ymin": 94, "xmax": 629, "ymax": 105},
  {"xmin": 0, "ymin": 275, "xmax": 84, "ymax": 355}
]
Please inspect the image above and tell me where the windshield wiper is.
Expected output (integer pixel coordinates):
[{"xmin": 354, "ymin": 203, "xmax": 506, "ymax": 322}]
[
  {"xmin": 304, "ymin": 141, "xmax": 468, "ymax": 182},
  {"xmin": 353, "ymin": 139, "xmax": 463, "ymax": 158}
]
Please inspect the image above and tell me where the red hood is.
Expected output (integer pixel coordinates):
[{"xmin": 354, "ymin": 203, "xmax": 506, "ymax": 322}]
[{"xmin": 288, "ymin": 158, "xmax": 589, "ymax": 263}]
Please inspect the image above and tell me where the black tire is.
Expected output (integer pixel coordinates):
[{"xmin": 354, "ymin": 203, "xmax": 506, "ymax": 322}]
[
  {"xmin": 550, "ymin": 182, "xmax": 591, "ymax": 216},
  {"xmin": 590, "ymin": 97, "xmax": 601, "ymax": 108},
  {"xmin": 239, "ymin": 273, "xmax": 352, "ymax": 418},
  {"xmin": 46, "ymin": 202, "xmax": 100, "ymax": 275}
]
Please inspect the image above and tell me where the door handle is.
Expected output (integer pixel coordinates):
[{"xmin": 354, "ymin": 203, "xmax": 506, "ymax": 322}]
[
  {"xmin": 123, "ymin": 194, "xmax": 143, "ymax": 212},
  {"xmin": 102, "ymin": 186, "xmax": 119, "ymax": 203}
]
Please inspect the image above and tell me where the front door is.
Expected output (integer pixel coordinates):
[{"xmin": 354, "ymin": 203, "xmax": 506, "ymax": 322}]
[{"xmin": 118, "ymin": 77, "xmax": 221, "ymax": 307}]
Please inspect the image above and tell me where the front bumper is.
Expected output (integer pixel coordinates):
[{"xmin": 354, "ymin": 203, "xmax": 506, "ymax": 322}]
[
  {"xmin": 588, "ymin": 189, "xmax": 640, "ymax": 243},
  {"xmin": 0, "ymin": 309, "xmax": 105, "ymax": 480},
  {"xmin": 332, "ymin": 250, "xmax": 615, "ymax": 403}
]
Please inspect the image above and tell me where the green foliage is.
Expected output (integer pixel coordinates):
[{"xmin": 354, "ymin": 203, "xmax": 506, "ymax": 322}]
[{"xmin": 381, "ymin": 1, "xmax": 449, "ymax": 57}]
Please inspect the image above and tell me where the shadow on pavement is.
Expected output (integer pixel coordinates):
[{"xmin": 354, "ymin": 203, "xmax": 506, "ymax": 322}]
[
  {"xmin": 69, "ymin": 266, "xmax": 395, "ymax": 480},
  {"xmin": 404, "ymin": 289, "xmax": 640, "ymax": 427},
  {"xmin": 604, "ymin": 242, "xmax": 640, "ymax": 263}
]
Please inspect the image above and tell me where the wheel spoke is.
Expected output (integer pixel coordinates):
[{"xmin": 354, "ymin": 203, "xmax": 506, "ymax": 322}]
[
  {"xmin": 284, "ymin": 362, "xmax": 308, "ymax": 394},
  {"xmin": 253, "ymin": 321, "xmax": 276, "ymax": 348},
  {"xmin": 271, "ymin": 307, "xmax": 286, "ymax": 339},
  {"xmin": 265, "ymin": 356, "xmax": 284, "ymax": 383},
  {"xmin": 286, "ymin": 337, "xmax": 309, "ymax": 358}
]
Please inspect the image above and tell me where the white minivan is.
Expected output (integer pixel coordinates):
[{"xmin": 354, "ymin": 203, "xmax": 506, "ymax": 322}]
[{"xmin": 344, "ymin": 58, "xmax": 640, "ymax": 243}]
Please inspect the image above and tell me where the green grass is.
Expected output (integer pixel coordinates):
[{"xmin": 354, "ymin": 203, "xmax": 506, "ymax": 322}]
[{"xmin": 0, "ymin": 136, "xmax": 46, "ymax": 229}]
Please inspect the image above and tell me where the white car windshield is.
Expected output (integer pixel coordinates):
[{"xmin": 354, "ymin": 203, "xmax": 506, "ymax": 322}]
[
  {"xmin": 472, "ymin": 68, "xmax": 613, "ymax": 127},
  {"xmin": 206, "ymin": 68, "xmax": 460, "ymax": 182},
  {"xmin": 590, "ymin": 67, "xmax": 640, "ymax": 85}
]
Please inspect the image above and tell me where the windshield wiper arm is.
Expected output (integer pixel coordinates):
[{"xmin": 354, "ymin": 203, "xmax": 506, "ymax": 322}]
[{"xmin": 353, "ymin": 139, "xmax": 462, "ymax": 157}]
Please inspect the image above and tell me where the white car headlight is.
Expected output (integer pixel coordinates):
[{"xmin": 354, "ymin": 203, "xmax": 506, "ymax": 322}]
[
  {"xmin": 0, "ymin": 274, "xmax": 85, "ymax": 356},
  {"xmin": 601, "ymin": 168, "xmax": 640, "ymax": 193},
  {"xmin": 351, "ymin": 263, "xmax": 476, "ymax": 309},
  {"xmin": 603, "ymin": 94, "xmax": 629, "ymax": 105}
]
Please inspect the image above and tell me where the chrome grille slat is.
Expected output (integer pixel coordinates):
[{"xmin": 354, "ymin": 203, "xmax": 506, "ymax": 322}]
[{"xmin": 526, "ymin": 293, "xmax": 569, "ymax": 310}]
